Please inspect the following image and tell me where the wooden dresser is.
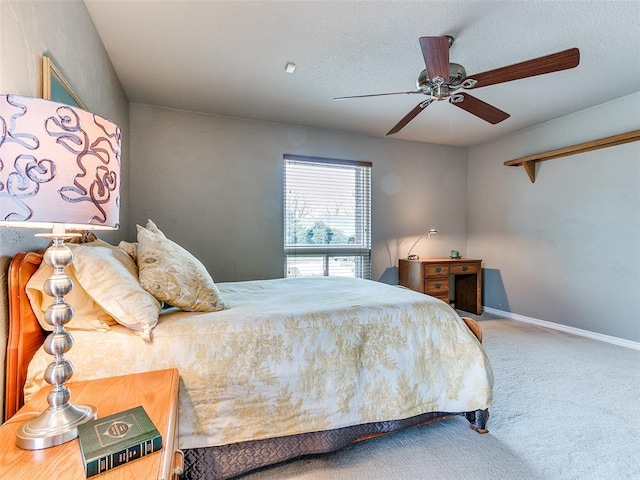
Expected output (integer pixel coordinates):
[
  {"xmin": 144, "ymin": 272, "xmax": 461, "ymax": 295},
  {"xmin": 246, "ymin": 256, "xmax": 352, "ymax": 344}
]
[
  {"xmin": 0, "ymin": 369, "xmax": 182, "ymax": 480},
  {"xmin": 398, "ymin": 258, "xmax": 483, "ymax": 314}
]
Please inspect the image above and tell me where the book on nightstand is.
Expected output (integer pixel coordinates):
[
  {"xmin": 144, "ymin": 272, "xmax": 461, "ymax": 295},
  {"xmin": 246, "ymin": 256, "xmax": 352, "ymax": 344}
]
[{"xmin": 77, "ymin": 405, "xmax": 162, "ymax": 478}]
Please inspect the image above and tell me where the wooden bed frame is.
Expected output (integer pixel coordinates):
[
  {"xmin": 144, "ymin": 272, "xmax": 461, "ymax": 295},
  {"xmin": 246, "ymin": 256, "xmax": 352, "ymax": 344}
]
[
  {"xmin": 5, "ymin": 251, "xmax": 46, "ymax": 420},
  {"xmin": 4, "ymin": 250, "xmax": 489, "ymax": 478}
]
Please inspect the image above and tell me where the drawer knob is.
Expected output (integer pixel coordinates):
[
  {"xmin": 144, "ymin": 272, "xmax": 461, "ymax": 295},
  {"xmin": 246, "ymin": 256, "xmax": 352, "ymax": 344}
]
[
  {"xmin": 435, "ymin": 267, "xmax": 442, "ymax": 273},
  {"xmin": 435, "ymin": 283, "xmax": 442, "ymax": 289},
  {"xmin": 462, "ymin": 266, "xmax": 468, "ymax": 271}
]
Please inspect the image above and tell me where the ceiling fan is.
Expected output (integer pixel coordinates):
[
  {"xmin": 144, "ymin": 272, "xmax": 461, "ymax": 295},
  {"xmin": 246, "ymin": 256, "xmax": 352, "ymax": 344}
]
[{"xmin": 334, "ymin": 36, "xmax": 580, "ymax": 135}]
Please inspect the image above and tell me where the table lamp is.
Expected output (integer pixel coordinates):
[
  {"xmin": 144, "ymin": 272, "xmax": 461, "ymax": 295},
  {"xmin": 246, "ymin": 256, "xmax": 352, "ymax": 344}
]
[
  {"xmin": 0, "ymin": 94, "xmax": 121, "ymax": 449},
  {"xmin": 406, "ymin": 228, "xmax": 437, "ymax": 260}
]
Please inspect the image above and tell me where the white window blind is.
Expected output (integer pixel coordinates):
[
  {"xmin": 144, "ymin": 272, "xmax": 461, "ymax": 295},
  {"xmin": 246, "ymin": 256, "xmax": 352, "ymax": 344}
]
[{"xmin": 284, "ymin": 154, "xmax": 371, "ymax": 279}]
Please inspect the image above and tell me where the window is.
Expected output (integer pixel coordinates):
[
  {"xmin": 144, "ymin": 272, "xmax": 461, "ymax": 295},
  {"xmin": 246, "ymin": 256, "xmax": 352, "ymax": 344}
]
[{"xmin": 284, "ymin": 154, "xmax": 371, "ymax": 279}]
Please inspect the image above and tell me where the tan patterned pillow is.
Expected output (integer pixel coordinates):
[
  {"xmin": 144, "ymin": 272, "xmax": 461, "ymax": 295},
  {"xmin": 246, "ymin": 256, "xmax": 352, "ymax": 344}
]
[
  {"xmin": 136, "ymin": 223, "xmax": 226, "ymax": 312},
  {"xmin": 118, "ymin": 220, "xmax": 160, "ymax": 260},
  {"xmin": 117, "ymin": 240, "xmax": 138, "ymax": 260},
  {"xmin": 144, "ymin": 219, "xmax": 162, "ymax": 234}
]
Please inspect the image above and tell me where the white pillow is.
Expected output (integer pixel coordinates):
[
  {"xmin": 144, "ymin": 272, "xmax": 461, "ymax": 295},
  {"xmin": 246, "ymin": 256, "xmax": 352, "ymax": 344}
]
[
  {"xmin": 26, "ymin": 263, "xmax": 116, "ymax": 332},
  {"xmin": 68, "ymin": 239, "xmax": 161, "ymax": 341}
]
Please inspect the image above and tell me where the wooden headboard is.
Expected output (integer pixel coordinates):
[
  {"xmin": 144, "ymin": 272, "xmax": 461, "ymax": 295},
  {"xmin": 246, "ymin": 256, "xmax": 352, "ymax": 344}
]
[{"xmin": 5, "ymin": 251, "xmax": 45, "ymax": 420}]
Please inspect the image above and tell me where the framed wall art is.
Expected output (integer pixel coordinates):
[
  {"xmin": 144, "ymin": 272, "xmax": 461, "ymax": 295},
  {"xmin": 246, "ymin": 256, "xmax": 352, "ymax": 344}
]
[{"xmin": 42, "ymin": 54, "xmax": 87, "ymax": 110}]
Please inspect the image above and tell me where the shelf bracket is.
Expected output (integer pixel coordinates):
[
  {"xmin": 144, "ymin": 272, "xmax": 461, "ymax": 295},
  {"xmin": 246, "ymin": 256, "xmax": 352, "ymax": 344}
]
[
  {"xmin": 522, "ymin": 160, "xmax": 536, "ymax": 183},
  {"xmin": 504, "ymin": 129, "xmax": 640, "ymax": 183}
]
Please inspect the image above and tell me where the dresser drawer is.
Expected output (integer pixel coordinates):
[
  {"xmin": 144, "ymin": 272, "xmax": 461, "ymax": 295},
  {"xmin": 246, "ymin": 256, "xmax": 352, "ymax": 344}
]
[
  {"xmin": 451, "ymin": 263, "xmax": 479, "ymax": 275},
  {"xmin": 433, "ymin": 295, "xmax": 451, "ymax": 304},
  {"xmin": 426, "ymin": 278, "xmax": 449, "ymax": 296},
  {"xmin": 425, "ymin": 264, "xmax": 449, "ymax": 277}
]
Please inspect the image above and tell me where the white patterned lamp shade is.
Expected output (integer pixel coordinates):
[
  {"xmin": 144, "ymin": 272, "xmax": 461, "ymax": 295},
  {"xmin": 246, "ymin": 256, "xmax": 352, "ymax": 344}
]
[{"xmin": 0, "ymin": 94, "xmax": 121, "ymax": 231}]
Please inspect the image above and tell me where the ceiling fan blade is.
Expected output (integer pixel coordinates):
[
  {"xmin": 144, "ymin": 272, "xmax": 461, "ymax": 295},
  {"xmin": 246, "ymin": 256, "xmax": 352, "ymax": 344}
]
[
  {"xmin": 419, "ymin": 36, "xmax": 450, "ymax": 82},
  {"xmin": 450, "ymin": 93, "xmax": 510, "ymax": 124},
  {"xmin": 463, "ymin": 48, "xmax": 580, "ymax": 89},
  {"xmin": 386, "ymin": 100, "xmax": 434, "ymax": 136},
  {"xmin": 334, "ymin": 90, "xmax": 422, "ymax": 100}
]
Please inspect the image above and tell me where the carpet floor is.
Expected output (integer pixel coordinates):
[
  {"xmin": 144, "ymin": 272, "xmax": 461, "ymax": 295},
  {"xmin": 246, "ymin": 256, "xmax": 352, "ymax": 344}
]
[{"xmin": 238, "ymin": 318, "xmax": 640, "ymax": 480}]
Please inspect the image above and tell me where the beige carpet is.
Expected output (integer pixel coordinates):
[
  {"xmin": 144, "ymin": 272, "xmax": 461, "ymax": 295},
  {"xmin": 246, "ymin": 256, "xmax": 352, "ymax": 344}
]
[{"xmin": 240, "ymin": 318, "xmax": 640, "ymax": 480}]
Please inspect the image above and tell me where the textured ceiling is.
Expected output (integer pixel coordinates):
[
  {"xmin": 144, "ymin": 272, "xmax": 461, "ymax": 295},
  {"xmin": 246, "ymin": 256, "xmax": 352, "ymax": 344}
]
[{"xmin": 84, "ymin": 1, "xmax": 640, "ymax": 147}]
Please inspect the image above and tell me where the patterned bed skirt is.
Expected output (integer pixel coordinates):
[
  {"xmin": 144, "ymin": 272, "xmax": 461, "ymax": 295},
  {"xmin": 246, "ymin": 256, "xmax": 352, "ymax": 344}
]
[{"xmin": 182, "ymin": 411, "xmax": 470, "ymax": 479}]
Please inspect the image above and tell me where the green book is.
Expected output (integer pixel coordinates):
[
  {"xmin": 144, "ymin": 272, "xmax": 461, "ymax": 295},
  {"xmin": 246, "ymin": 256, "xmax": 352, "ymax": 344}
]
[{"xmin": 77, "ymin": 405, "xmax": 162, "ymax": 478}]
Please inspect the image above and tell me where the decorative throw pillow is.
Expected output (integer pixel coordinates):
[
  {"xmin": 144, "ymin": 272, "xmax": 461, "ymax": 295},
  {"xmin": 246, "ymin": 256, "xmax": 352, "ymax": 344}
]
[
  {"xmin": 144, "ymin": 219, "xmax": 163, "ymax": 235},
  {"xmin": 68, "ymin": 239, "xmax": 162, "ymax": 341},
  {"xmin": 117, "ymin": 240, "xmax": 138, "ymax": 261},
  {"xmin": 26, "ymin": 263, "xmax": 116, "ymax": 332},
  {"xmin": 118, "ymin": 220, "xmax": 161, "ymax": 261},
  {"xmin": 136, "ymin": 222, "xmax": 226, "ymax": 312}
]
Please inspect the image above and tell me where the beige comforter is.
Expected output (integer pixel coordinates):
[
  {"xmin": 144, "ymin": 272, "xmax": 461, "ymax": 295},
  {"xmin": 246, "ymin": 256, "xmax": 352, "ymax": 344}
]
[{"xmin": 25, "ymin": 277, "xmax": 493, "ymax": 449}]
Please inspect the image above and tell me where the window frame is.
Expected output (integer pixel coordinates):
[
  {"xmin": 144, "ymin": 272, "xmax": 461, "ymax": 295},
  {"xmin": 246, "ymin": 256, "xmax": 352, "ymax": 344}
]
[{"xmin": 283, "ymin": 154, "xmax": 372, "ymax": 279}]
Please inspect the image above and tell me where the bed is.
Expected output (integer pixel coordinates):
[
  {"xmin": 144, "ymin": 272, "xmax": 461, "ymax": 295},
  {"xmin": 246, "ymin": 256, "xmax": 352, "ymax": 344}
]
[{"xmin": 4, "ymin": 235, "xmax": 493, "ymax": 479}]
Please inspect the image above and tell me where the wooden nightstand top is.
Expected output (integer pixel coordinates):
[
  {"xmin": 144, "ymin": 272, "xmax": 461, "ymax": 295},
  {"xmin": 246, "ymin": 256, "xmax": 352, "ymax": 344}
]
[{"xmin": 0, "ymin": 369, "xmax": 180, "ymax": 480}]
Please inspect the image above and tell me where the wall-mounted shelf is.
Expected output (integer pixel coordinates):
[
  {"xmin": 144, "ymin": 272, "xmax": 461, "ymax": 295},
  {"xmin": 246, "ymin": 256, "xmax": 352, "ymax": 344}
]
[{"xmin": 504, "ymin": 129, "xmax": 640, "ymax": 183}]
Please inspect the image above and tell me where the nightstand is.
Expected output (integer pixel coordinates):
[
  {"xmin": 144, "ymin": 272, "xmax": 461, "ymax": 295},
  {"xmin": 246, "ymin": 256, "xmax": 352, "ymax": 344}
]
[{"xmin": 0, "ymin": 369, "xmax": 182, "ymax": 480}]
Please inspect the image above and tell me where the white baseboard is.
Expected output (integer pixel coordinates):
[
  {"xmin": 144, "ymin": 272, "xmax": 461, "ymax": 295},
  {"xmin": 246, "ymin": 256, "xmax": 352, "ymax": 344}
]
[{"xmin": 483, "ymin": 307, "xmax": 640, "ymax": 351}]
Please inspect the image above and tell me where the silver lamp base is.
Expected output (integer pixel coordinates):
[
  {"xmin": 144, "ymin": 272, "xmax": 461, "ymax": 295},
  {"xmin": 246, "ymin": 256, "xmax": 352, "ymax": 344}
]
[
  {"xmin": 16, "ymin": 230, "xmax": 97, "ymax": 450},
  {"xmin": 16, "ymin": 401, "xmax": 97, "ymax": 450}
]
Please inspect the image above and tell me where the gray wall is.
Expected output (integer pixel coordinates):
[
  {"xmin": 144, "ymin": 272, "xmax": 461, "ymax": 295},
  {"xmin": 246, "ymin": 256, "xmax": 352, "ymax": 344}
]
[
  {"xmin": 129, "ymin": 104, "xmax": 469, "ymax": 283},
  {"xmin": 467, "ymin": 92, "xmax": 640, "ymax": 342},
  {"xmin": 0, "ymin": 0, "xmax": 129, "ymax": 418}
]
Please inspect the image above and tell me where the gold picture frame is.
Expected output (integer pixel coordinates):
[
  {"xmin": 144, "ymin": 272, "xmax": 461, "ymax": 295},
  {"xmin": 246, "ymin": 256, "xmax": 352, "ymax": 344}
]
[{"xmin": 42, "ymin": 55, "xmax": 87, "ymax": 110}]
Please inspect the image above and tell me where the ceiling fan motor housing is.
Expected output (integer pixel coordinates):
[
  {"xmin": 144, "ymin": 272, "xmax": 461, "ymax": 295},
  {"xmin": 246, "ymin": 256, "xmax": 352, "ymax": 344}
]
[{"xmin": 418, "ymin": 63, "xmax": 467, "ymax": 96}]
